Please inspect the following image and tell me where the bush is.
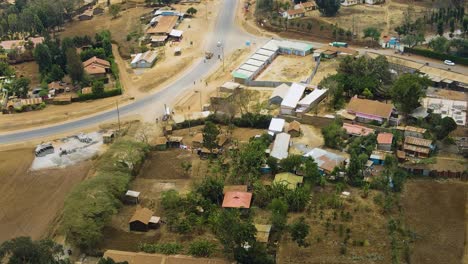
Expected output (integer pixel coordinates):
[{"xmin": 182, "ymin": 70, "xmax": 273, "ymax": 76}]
[
  {"xmin": 404, "ymin": 47, "xmax": 468, "ymax": 66},
  {"xmin": 138, "ymin": 242, "xmax": 183, "ymax": 254},
  {"xmin": 77, "ymin": 88, "xmax": 122, "ymax": 101},
  {"xmin": 188, "ymin": 239, "xmax": 216, "ymax": 257}
]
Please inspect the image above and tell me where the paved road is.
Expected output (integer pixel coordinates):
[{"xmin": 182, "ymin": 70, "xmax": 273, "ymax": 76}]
[{"xmin": 0, "ymin": 0, "xmax": 260, "ymax": 144}]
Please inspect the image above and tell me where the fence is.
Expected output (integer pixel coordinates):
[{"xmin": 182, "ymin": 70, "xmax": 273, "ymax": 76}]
[{"xmin": 244, "ymin": 80, "xmax": 292, "ymax": 87}]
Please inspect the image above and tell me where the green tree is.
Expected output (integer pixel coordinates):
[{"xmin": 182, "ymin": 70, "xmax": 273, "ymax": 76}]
[
  {"xmin": 195, "ymin": 176, "xmax": 224, "ymax": 205},
  {"xmin": 92, "ymin": 81, "xmax": 105, "ymax": 96},
  {"xmin": 319, "ymin": 75, "xmax": 344, "ymax": 110},
  {"xmin": 0, "ymin": 237, "xmax": 67, "ymax": 264},
  {"xmin": 0, "ymin": 61, "xmax": 14, "ymax": 76},
  {"xmin": 449, "ymin": 17, "xmax": 455, "ymax": 34},
  {"xmin": 186, "ymin": 7, "xmax": 198, "ymax": 16},
  {"xmin": 33, "ymin": 44, "xmax": 52, "ymax": 73},
  {"xmin": 390, "ymin": 74, "xmax": 430, "ymax": 116},
  {"xmin": 303, "ymin": 157, "xmax": 321, "ymax": 185},
  {"xmin": 321, "ymin": 119, "xmax": 345, "ymax": 149},
  {"xmin": 279, "ymin": 154, "xmax": 303, "ymax": 173},
  {"xmin": 269, "ymin": 198, "xmax": 288, "ymax": 231},
  {"xmin": 48, "ymin": 64, "xmax": 65, "ymax": 81},
  {"xmin": 109, "ymin": 4, "xmax": 121, "ymax": 18},
  {"xmin": 285, "ymin": 186, "xmax": 311, "ymax": 212},
  {"xmin": 436, "ymin": 117, "xmax": 457, "ymax": 139},
  {"xmin": 347, "ymin": 153, "xmax": 368, "ymax": 186},
  {"xmin": 362, "ymin": 88, "xmax": 373, "ymax": 99},
  {"xmin": 161, "ymin": 190, "xmax": 182, "ymax": 210},
  {"xmin": 363, "ymin": 27, "xmax": 381, "ymax": 45},
  {"xmin": 437, "ymin": 20, "xmax": 444, "ymax": 36},
  {"xmin": 66, "ymin": 48, "xmax": 84, "ymax": 83},
  {"xmin": 6, "ymin": 77, "xmax": 30, "ymax": 98},
  {"xmin": 428, "ymin": 36, "xmax": 449, "ymax": 53},
  {"xmin": 315, "ymin": 0, "xmax": 340, "ymax": 17},
  {"xmin": 202, "ymin": 121, "xmax": 220, "ymax": 151},
  {"xmin": 289, "ymin": 216, "xmax": 310, "ymax": 247},
  {"xmin": 233, "ymin": 242, "xmax": 274, "ymax": 264},
  {"xmin": 188, "ymin": 239, "xmax": 216, "ymax": 257}
]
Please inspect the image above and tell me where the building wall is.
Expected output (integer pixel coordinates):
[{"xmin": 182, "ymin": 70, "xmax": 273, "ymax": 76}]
[
  {"xmin": 129, "ymin": 221, "xmax": 148, "ymax": 232},
  {"xmin": 280, "ymin": 106, "xmax": 295, "ymax": 116},
  {"xmin": 404, "ymin": 131, "xmax": 424, "ymax": 138},
  {"xmin": 377, "ymin": 143, "xmax": 392, "ymax": 151}
]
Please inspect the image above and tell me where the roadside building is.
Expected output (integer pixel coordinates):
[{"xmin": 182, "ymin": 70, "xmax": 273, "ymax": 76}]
[
  {"xmin": 274, "ymin": 172, "xmax": 304, "ymax": 189},
  {"xmin": 78, "ymin": 9, "xmax": 93, "ymax": 20},
  {"xmin": 268, "ymin": 118, "xmax": 285, "ymax": 136},
  {"xmin": 222, "ymin": 191, "xmax": 253, "ymax": 209},
  {"xmin": 283, "ymin": 8, "xmax": 305, "ymax": 19},
  {"xmin": 269, "ymin": 83, "xmax": 290, "ymax": 105},
  {"xmin": 83, "ymin": 56, "xmax": 110, "ymax": 79},
  {"xmin": 223, "ymin": 185, "xmax": 248, "ymax": 194},
  {"xmin": 151, "ymin": 136, "xmax": 168, "ymax": 151},
  {"xmin": 280, "ymin": 82, "xmax": 306, "ymax": 115},
  {"xmin": 146, "ymin": 15, "xmax": 178, "ymax": 35},
  {"xmin": 377, "ymin": 133, "xmax": 393, "ymax": 151},
  {"xmin": 346, "ymin": 96, "xmax": 394, "ymax": 124},
  {"xmin": 192, "ymin": 133, "xmax": 203, "ymax": 148},
  {"xmin": 129, "ymin": 207, "xmax": 159, "ymax": 232},
  {"xmin": 131, "ymin": 50, "xmax": 157, "ymax": 68},
  {"xmin": 255, "ymin": 224, "xmax": 272, "ymax": 243},
  {"xmin": 304, "ymin": 148, "xmax": 347, "ymax": 174},
  {"xmin": 287, "ymin": 120, "xmax": 301, "ymax": 137},
  {"xmin": 296, "ymin": 88, "xmax": 328, "ymax": 115},
  {"xmin": 403, "ymin": 136, "xmax": 433, "ymax": 158},
  {"xmin": 103, "ymin": 130, "xmax": 115, "ymax": 144},
  {"xmin": 342, "ymin": 123, "xmax": 375, "ymax": 137},
  {"xmin": 270, "ymin": 132, "xmax": 290, "ymax": 160},
  {"xmin": 169, "ymin": 29, "xmax": 183, "ymax": 41}
]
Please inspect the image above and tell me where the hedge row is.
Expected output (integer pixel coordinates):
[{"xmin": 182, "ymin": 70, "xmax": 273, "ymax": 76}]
[
  {"xmin": 76, "ymin": 88, "xmax": 122, "ymax": 101},
  {"xmin": 61, "ymin": 140, "xmax": 149, "ymax": 251},
  {"xmin": 404, "ymin": 47, "xmax": 468, "ymax": 66},
  {"xmin": 172, "ymin": 113, "xmax": 273, "ymax": 130}
]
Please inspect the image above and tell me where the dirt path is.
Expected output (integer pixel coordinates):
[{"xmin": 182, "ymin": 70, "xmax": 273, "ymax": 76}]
[{"xmin": 0, "ymin": 148, "xmax": 92, "ymax": 243}]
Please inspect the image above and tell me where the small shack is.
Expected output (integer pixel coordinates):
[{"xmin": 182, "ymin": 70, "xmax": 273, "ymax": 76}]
[
  {"xmin": 269, "ymin": 83, "xmax": 290, "ymax": 105},
  {"xmin": 129, "ymin": 207, "xmax": 159, "ymax": 232},
  {"xmin": 125, "ymin": 190, "xmax": 140, "ymax": 204},
  {"xmin": 222, "ymin": 191, "xmax": 252, "ymax": 209},
  {"xmin": 274, "ymin": 173, "xmax": 303, "ymax": 189},
  {"xmin": 255, "ymin": 224, "xmax": 272, "ymax": 243},
  {"xmin": 103, "ymin": 131, "xmax": 115, "ymax": 144},
  {"xmin": 131, "ymin": 50, "xmax": 157, "ymax": 68},
  {"xmin": 268, "ymin": 118, "xmax": 285, "ymax": 136},
  {"xmin": 78, "ymin": 9, "xmax": 93, "ymax": 20},
  {"xmin": 167, "ymin": 136, "xmax": 183, "ymax": 148},
  {"xmin": 219, "ymin": 82, "xmax": 241, "ymax": 93},
  {"xmin": 286, "ymin": 120, "xmax": 301, "ymax": 137},
  {"xmin": 377, "ymin": 133, "xmax": 393, "ymax": 151},
  {"xmin": 151, "ymin": 136, "xmax": 168, "ymax": 150},
  {"xmin": 270, "ymin": 133, "xmax": 290, "ymax": 160},
  {"xmin": 174, "ymin": 47, "xmax": 182, "ymax": 56},
  {"xmin": 192, "ymin": 133, "xmax": 203, "ymax": 148}
]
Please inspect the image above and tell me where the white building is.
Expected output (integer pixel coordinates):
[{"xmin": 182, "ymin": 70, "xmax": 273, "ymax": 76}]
[
  {"xmin": 341, "ymin": 0, "xmax": 359, "ymax": 6},
  {"xmin": 269, "ymin": 83, "xmax": 290, "ymax": 105},
  {"xmin": 270, "ymin": 133, "xmax": 291, "ymax": 160},
  {"xmin": 296, "ymin": 88, "xmax": 328, "ymax": 114},
  {"xmin": 268, "ymin": 118, "xmax": 286, "ymax": 136},
  {"xmin": 422, "ymin": 97, "xmax": 467, "ymax": 126},
  {"xmin": 280, "ymin": 82, "xmax": 306, "ymax": 115}
]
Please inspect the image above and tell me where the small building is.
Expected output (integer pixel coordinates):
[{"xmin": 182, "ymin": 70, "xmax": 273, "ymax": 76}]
[
  {"xmin": 403, "ymin": 136, "xmax": 433, "ymax": 158},
  {"xmin": 48, "ymin": 81, "xmax": 71, "ymax": 94},
  {"xmin": 174, "ymin": 47, "xmax": 182, "ymax": 55},
  {"xmin": 255, "ymin": 224, "xmax": 272, "ymax": 243},
  {"xmin": 341, "ymin": 0, "xmax": 359, "ymax": 6},
  {"xmin": 270, "ymin": 132, "xmax": 291, "ymax": 160},
  {"xmin": 35, "ymin": 143, "xmax": 54, "ymax": 157},
  {"xmin": 294, "ymin": 1, "xmax": 316, "ymax": 11},
  {"xmin": 167, "ymin": 136, "xmax": 183, "ymax": 148},
  {"xmin": 286, "ymin": 120, "xmax": 301, "ymax": 137},
  {"xmin": 269, "ymin": 83, "xmax": 290, "ymax": 105},
  {"xmin": 370, "ymin": 150, "xmax": 386, "ymax": 165},
  {"xmin": 131, "ymin": 50, "xmax": 157, "ymax": 68},
  {"xmin": 78, "ymin": 9, "xmax": 94, "ymax": 20},
  {"xmin": 150, "ymin": 35, "xmax": 168, "ymax": 47},
  {"xmin": 146, "ymin": 15, "xmax": 178, "ymax": 35},
  {"xmin": 129, "ymin": 207, "xmax": 158, "ymax": 232},
  {"xmin": 296, "ymin": 88, "xmax": 328, "ymax": 115},
  {"xmin": 377, "ymin": 133, "xmax": 393, "ymax": 151},
  {"xmin": 83, "ymin": 56, "xmax": 110, "ymax": 78},
  {"xmin": 283, "ymin": 8, "xmax": 305, "ymax": 19},
  {"xmin": 81, "ymin": 87, "xmax": 92, "ymax": 95},
  {"xmin": 397, "ymin": 126, "xmax": 427, "ymax": 139},
  {"xmin": 274, "ymin": 172, "xmax": 304, "ymax": 189},
  {"xmin": 304, "ymin": 148, "xmax": 347, "ymax": 174},
  {"xmin": 342, "ymin": 123, "xmax": 374, "ymax": 137},
  {"xmin": 223, "ymin": 185, "xmax": 248, "ymax": 194},
  {"xmin": 346, "ymin": 96, "xmax": 394, "ymax": 124},
  {"xmin": 192, "ymin": 133, "xmax": 203, "ymax": 148},
  {"xmin": 280, "ymin": 82, "xmax": 306, "ymax": 115},
  {"xmin": 151, "ymin": 136, "xmax": 168, "ymax": 150},
  {"xmin": 222, "ymin": 191, "xmax": 253, "ymax": 209},
  {"xmin": 103, "ymin": 131, "xmax": 115, "ymax": 144},
  {"xmin": 125, "ymin": 190, "xmax": 140, "ymax": 204},
  {"xmin": 219, "ymin": 82, "xmax": 241, "ymax": 93},
  {"xmin": 169, "ymin": 29, "xmax": 184, "ymax": 40},
  {"xmin": 268, "ymin": 118, "xmax": 285, "ymax": 136}
]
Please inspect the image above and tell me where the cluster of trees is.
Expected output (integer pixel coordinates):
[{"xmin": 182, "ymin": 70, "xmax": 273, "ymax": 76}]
[
  {"xmin": 0, "ymin": 237, "xmax": 69, "ymax": 264},
  {"xmin": 315, "ymin": 0, "xmax": 340, "ymax": 17},
  {"xmin": 427, "ymin": 7, "xmax": 466, "ymax": 36},
  {"xmin": 394, "ymin": 5, "xmax": 426, "ymax": 48},
  {"xmin": 0, "ymin": 61, "xmax": 31, "ymax": 98},
  {"xmin": 61, "ymin": 140, "xmax": 149, "ymax": 251},
  {"xmin": 429, "ymin": 36, "xmax": 468, "ymax": 57}
]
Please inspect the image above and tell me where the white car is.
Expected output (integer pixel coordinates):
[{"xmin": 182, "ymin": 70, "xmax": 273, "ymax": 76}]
[{"xmin": 444, "ymin": 60, "xmax": 455, "ymax": 66}]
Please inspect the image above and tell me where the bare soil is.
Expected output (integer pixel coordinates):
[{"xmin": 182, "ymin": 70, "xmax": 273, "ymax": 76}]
[
  {"xmin": 13, "ymin": 62, "xmax": 41, "ymax": 87},
  {"xmin": 401, "ymin": 180, "xmax": 467, "ymax": 264},
  {"xmin": 256, "ymin": 55, "xmax": 315, "ymax": 82},
  {"xmin": 0, "ymin": 148, "xmax": 92, "ymax": 243}
]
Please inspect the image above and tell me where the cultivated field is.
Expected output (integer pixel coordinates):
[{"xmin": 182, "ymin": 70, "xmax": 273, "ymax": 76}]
[
  {"xmin": 0, "ymin": 148, "xmax": 92, "ymax": 243},
  {"xmin": 256, "ymin": 55, "xmax": 315, "ymax": 82},
  {"xmin": 402, "ymin": 180, "xmax": 467, "ymax": 264}
]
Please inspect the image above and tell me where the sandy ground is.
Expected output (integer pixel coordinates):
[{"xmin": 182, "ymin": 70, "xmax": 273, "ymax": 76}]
[
  {"xmin": 402, "ymin": 180, "xmax": 467, "ymax": 264},
  {"xmin": 256, "ymin": 55, "xmax": 315, "ymax": 83},
  {"xmin": 0, "ymin": 148, "xmax": 92, "ymax": 243},
  {"xmin": 311, "ymin": 59, "xmax": 340, "ymax": 86},
  {"xmin": 289, "ymin": 124, "xmax": 324, "ymax": 155}
]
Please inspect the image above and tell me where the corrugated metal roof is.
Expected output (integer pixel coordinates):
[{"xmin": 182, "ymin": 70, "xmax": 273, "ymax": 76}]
[
  {"xmin": 270, "ymin": 132, "xmax": 290, "ymax": 160},
  {"xmin": 268, "ymin": 118, "xmax": 285, "ymax": 133},
  {"xmin": 281, "ymin": 82, "xmax": 306, "ymax": 108},
  {"xmin": 245, "ymin": 59, "xmax": 265, "ymax": 67},
  {"xmin": 298, "ymin": 88, "xmax": 328, "ymax": 105},
  {"xmin": 270, "ymin": 83, "xmax": 290, "ymax": 100},
  {"xmin": 256, "ymin": 48, "xmax": 276, "ymax": 57},
  {"xmin": 239, "ymin": 63, "xmax": 260, "ymax": 72}
]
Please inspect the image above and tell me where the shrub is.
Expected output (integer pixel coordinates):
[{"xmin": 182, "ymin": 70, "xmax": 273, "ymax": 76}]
[
  {"xmin": 77, "ymin": 88, "xmax": 122, "ymax": 101},
  {"xmin": 404, "ymin": 47, "xmax": 468, "ymax": 66},
  {"xmin": 188, "ymin": 239, "xmax": 216, "ymax": 257}
]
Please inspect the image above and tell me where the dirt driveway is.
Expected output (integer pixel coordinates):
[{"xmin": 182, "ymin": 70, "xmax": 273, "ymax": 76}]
[{"xmin": 0, "ymin": 148, "xmax": 91, "ymax": 243}]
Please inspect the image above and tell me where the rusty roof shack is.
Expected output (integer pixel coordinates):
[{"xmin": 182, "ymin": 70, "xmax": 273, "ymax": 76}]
[
  {"xmin": 403, "ymin": 136, "xmax": 434, "ymax": 158},
  {"xmin": 222, "ymin": 191, "xmax": 252, "ymax": 209},
  {"xmin": 377, "ymin": 133, "xmax": 393, "ymax": 151},
  {"xmin": 83, "ymin": 56, "xmax": 110, "ymax": 77},
  {"xmin": 346, "ymin": 96, "xmax": 394, "ymax": 124},
  {"xmin": 287, "ymin": 120, "xmax": 301, "ymax": 137},
  {"xmin": 342, "ymin": 123, "xmax": 375, "ymax": 137},
  {"xmin": 129, "ymin": 207, "xmax": 159, "ymax": 232}
]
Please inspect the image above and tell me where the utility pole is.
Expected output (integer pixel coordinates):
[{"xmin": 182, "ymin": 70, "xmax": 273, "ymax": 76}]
[{"xmin": 116, "ymin": 100, "xmax": 121, "ymax": 134}]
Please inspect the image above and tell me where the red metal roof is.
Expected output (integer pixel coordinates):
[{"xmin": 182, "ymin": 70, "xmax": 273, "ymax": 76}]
[
  {"xmin": 222, "ymin": 191, "xmax": 252, "ymax": 208},
  {"xmin": 377, "ymin": 133, "xmax": 393, "ymax": 145}
]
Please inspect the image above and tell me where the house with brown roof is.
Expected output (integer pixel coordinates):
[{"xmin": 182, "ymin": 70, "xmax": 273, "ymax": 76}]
[
  {"xmin": 0, "ymin": 37, "xmax": 44, "ymax": 53},
  {"xmin": 131, "ymin": 50, "xmax": 157, "ymax": 68},
  {"xmin": 294, "ymin": 1, "xmax": 316, "ymax": 11},
  {"xmin": 287, "ymin": 120, "xmax": 301, "ymax": 137},
  {"xmin": 346, "ymin": 96, "xmax": 394, "ymax": 124},
  {"xmin": 129, "ymin": 206, "xmax": 160, "ymax": 232},
  {"xmin": 342, "ymin": 123, "xmax": 375, "ymax": 137},
  {"xmin": 222, "ymin": 191, "xmax": 252, "ymax": 209},
  {"xmin": 377, "ymin": 132, "xmax": 393, "ymax": 151},
  {"xmin": 83, "ymin": 56, "xmax": 110, "ymax": 79},
  {"xmin": 146, "ymin": 15, "xmax": 178, "ymax": 35},
  {"xmin": 48, "ymin": 81, "xmax": 71, "ymax": 94},
  {"xmin": 283, "ymin": 8, "xmax": 305, "ymax": 19},
  {"xmin": 403, "ymin": 136, "xmax": 433, "ymax": 158}
]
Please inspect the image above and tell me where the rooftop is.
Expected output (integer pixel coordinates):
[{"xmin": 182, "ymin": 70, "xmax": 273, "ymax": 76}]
[
  {"xmin": 297, "ymin": 88, "xmax": 328, "ymax": 106},
  {"xmin": 377, "ymin": 133, "xmax": 393, "ymax": 145},
  {"xmin": 286, "ymin": 8, "xmax": 305, "ymax": 15},
  {"xmin": 342, "ymin": 123, "xmax": 374, "ymax": 136},
  {"xmin": 255, "ymin": 224, "xmax": 272, "ymax": 243},
  {"xmin": 270, "ymin": 132, "xmax": 290, "ymax": 160},
  {"xmin": 270, "ymin": 83, "xmax": 290, "ymax": 100},
  {"xmin": 405, "ymin": 136, "xmax": 432, "ymax": 148},
  {"xmin": 346, "ymin": 96, "xmax": 394, "ymax": 119},
  {"xmin": 129, "ymin": 207, "xmax": 153, "ymax": 224},
  {"xmin": 281, "ymin": 82, "xmax": 306, "ymax": 108},
  {"xmin": 304, "ymin": 148, "xmax": 346, "ymax": 173},
  {"xmin": 274, "ymin": 172, "xmax": 304, "ymax": 189},
  {"xmin": 222, "ymin": 191, "xmax": 253, "ymax": 208},
  {"xmin": 268, "ymin": 118, "xmax": 285, "ymax": 133},
  {"xmin": 131, "ymin": 50, "xmax": 158, "ymax": 64},
  {"xmin": 147, "ymin": 15, "xmax": 178, "ymax": 34},
  {"xmin": 287, "ymin": 120, "xmax": 301, "ymax": 133}
]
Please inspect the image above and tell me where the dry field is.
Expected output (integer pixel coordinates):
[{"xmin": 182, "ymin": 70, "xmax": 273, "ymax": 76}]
[
  {"xmin": 402, "ymin": 180, "xmax": 467, "ymax": 264},
  {"xmin": 311, "ymin": 59, "xmax": 339, "ymax": 86},
  {"xmin": 256, "ymin": 55, "xmax": 315, "ymax": 82},
  {"xmin": 13, "ymin": 62, "xmax": 41, "ymax": 87},
  {"xmin": 0, "ymin": 148, "xmax": 92, "ymax": 243}
]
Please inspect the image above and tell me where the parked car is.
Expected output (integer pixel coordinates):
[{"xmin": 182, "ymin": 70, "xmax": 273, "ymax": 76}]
[{"xmin": 444, "ymin": 60, "xmax": 455, "ymax": 66}]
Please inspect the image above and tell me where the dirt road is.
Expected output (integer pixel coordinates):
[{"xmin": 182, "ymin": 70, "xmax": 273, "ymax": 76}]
[{"xmin": 0, "ymin": 148, "xmax": 91, "ymax": 243}]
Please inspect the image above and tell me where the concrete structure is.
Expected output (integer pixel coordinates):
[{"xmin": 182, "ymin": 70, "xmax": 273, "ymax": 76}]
[
  {"xmin": 377, "ymin": 133, "xmax": 393, "ymax": 151},
  {"xmin": 304, "ymin": 148, "xmax": 347, "ymax": 174},
  {"xmin": 296, "ymin": 88, "xmax": 328, "ymax": 114},
  {"xmin": 283, "ymin": 8, "xmax": 305, "ymax": 19},
  {"xmin": 269, "ymin": 83, "xmax": 290, "ymax": 105},
  {"xmin": 274, "ymin": 172, "xmax": 304, "ymax": 189},
  {"xmin": 131, "ymin": 50, "xmax": 157, "ymax": 68},
  {"xmin": 404, "ymin": 136, "xmax": 433, "ymax": 158},
  {"xmin": 346, "ymin": 96, "xmax": 394, "ymax": 124},
  {"xmin": 280, "ymin": 82, "xmax": 306, "ymax": 115},
  {"xmin": 268, "ymin": 118, "xmax": 286, "ymax": 136},
  {"xmin": 222, "ymin": 191, "xmax": 252, "ymax": 208},
  {"xmin": 421, "ymin": 97, "xmax": 466, "ymax": 126},
  {"xmin": 270, "ymin": 132, "xmax": 291, "ymax": 160}
]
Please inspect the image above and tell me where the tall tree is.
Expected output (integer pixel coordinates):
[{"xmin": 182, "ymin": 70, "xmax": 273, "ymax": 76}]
[
  {"xmin": 390, "ymin": 74, "xmax": 430, "ymax": 116},
  {"xmin": 315, "ymin": 0, "xmax": 340, "ymax": 17},
  {"xmin": 289, "ymin": 216, "xmax": 310, "ymax": 247},
  {"xmin": 0, "ymin": 237, "xmax": 68, "ymax": 264},
  {"xmin": 6, "ymin": 77, "xmax": 30, "ymax": 98},
  {"xmin": 202, "ymin": 121, "xmax": 220, "ymax": 151},
  {"xmin": 66, "ymin": 48, "xmax": 84, "ymax": 83},
  {"xmin": 428, "ymin": 36, "xmax": 449, "ymax": 53},
  {"xmin": 48, "ymin": 64, "xmax": 65, "ymax": 81},
  {"xmin": 34, "ymin": 44, "xmax": 52, "ymax": 73},
  {"xmin": 321, "ymin": 119, "xmax": 345, "ymax": 149},
  {"xmin": 363, "ymin": 27, "xmax": 381, "ymax": 44},
  {"xmin": 92, "ymin": 81, "xmax": 105, "ymax": 96},
  {"xmin": 437, "ymin": 20, "xmax": 444, "ymax": 36}
]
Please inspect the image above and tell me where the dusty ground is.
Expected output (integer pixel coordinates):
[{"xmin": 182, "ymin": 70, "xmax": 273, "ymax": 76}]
[
  {"xmin": 401, "ymin": 180, "xmax": 467, "ymax": 264},
  {"xmin": 289, "ymin": 124, "xmax": 324, "ymax": 155},
  {"xmin": 311, "ymin": 59, "xmax": 339, "ymax": 86},
  {"xmin": 0, "ymin": 148, "xmax": 92, "ymax": 243},
  {"xmin": 256, "ymin": 55, "xmax": 315, "ymax": 82},
  {"xmin": 13, "ymin": 62, "xmax": 41, "ymax": 87}
]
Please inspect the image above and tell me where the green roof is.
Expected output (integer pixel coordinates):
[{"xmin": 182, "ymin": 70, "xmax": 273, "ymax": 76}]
[
  {"xmin": 274, "ymin": 173, "xmax": 304, "ymax": 190},
  {"xmin": 232, "ymin": 71, "xmax": 248, "ymax": 79}
]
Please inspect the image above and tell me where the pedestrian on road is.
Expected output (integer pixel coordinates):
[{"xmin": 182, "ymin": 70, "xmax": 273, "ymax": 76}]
[{"xmin": 156, "ymin": 118, "xmax": 159, "ymax": 123}]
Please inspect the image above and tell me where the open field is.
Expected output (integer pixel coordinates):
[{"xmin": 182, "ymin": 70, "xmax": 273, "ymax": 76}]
[
  {"xmin": 256, "ymin": 55, "xmax": 315, "ymax": 82},
  {"xmin": 402, "ymin": 180, "xmax": 467, "ymax": 264},
  {"xmin": 311, "ymin": 59, "xmax": 339, "ymax": 86},
  {"xmin": 13, "ymin": 62, "xmax": 41, "ymax": 87},
  {"xmin": 0, "ymin": 148, "xmax": 92, "ymax": 243}
]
